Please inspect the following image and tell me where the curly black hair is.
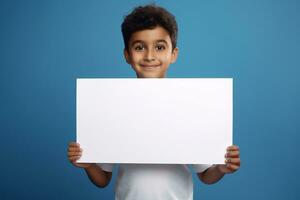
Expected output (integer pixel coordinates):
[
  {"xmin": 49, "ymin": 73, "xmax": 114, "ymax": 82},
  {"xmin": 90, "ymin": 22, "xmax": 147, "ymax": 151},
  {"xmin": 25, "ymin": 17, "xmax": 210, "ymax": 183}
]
[{"xmin": 121, "ymin": 4, "xmax": 178, "ymax": 51}]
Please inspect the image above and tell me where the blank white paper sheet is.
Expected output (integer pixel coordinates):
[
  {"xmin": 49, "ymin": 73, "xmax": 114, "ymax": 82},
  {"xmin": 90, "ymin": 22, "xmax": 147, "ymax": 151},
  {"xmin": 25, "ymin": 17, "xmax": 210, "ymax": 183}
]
[{"xmin": 76, "ymin": 78, "xmax": 233, "ymax": 164}]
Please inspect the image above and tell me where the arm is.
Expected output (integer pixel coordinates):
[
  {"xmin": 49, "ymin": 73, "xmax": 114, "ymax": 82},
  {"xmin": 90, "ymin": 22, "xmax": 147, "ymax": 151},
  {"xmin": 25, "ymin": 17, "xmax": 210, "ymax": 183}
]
[
  {"xmin": 197, "ymin": 164, "xmax": 225, "ymax": 184},
  {"xmin": 84, "ymin": 164, "xmax": 112, "ymax": 188},
  {"xmin": 198, "ymin": 145, "xmax": 241, "ymax": 184},
  {"xmin": 67, "ymin": 142, "xmax": 112, "ymax": 188}
]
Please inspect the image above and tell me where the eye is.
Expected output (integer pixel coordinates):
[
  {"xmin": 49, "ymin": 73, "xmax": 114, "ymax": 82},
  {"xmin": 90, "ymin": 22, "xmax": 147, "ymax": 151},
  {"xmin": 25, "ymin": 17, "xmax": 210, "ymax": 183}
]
[
  {"xmin": 155, "ymin": 44, "xmax": 166, "ymax": 51},
  {"xmin": 134, "ymin": 44, "xmax": 145, "ymax": 51}
]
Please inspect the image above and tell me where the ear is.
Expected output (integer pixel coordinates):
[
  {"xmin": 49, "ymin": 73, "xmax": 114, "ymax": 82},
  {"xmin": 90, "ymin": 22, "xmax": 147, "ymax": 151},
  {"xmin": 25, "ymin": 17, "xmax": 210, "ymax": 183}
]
[
  {"xmin": 123, "ymin": 48, "xmax": 131, "ymax": 64},
  {"xmin": 170, "ymin": 47, "xmax": 179, "ymax": 64}
]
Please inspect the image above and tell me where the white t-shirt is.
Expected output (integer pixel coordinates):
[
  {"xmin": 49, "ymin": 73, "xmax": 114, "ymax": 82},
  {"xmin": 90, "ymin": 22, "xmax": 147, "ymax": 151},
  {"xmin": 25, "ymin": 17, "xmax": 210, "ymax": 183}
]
[{"xmin": 97, "ymin": 163, "xmax": 212, "ymax": 200}]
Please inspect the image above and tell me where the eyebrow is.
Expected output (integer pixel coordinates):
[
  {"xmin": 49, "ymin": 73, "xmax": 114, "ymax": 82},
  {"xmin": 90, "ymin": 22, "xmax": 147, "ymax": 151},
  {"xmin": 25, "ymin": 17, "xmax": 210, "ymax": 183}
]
[
  {"xmin": 131, "ymin": 40, "xmax": 144, "ymax": 46},
  {"xmin": 131, "ymin": 39, "xmax": 168, "ymax": 46},
  {"xmin": 155, "ymin": 40, "xmax": 168, "ymax": 45}
]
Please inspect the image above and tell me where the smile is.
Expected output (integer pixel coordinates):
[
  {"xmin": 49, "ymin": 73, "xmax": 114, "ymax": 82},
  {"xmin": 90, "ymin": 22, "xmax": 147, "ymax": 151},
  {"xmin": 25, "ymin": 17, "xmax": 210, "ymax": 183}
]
[{"xmin": 140, "ymin": 65, "xmax": 161, "ymax": 69}]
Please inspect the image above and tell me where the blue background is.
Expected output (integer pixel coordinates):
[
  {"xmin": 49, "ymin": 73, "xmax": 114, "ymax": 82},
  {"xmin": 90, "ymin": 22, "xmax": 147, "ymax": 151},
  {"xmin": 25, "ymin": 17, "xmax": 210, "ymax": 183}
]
[{"xmin": 1, "ymin": 0, "xmax": 299, "ymax": 199}]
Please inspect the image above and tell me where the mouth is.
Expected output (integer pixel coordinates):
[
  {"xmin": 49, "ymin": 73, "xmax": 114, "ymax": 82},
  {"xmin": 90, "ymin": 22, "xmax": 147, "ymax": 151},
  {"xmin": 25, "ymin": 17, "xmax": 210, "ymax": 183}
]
[{"xmin": 140, "ymin": 64, "xmax": 161, "ymax": 70}]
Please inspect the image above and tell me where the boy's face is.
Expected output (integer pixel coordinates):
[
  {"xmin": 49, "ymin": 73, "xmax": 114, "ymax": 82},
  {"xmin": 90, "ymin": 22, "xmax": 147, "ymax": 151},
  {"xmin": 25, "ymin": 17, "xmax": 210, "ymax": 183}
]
[{"xmin": 124, "ymin": 26, "xmax": 178, "ymax": 78}]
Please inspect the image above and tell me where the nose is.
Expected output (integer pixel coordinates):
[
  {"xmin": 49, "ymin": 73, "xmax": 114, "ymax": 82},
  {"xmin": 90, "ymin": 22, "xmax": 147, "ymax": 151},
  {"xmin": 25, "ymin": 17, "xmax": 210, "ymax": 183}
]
[{"xmin": 144, "ymin": 49, "xmax": 155, "ymax": 62}]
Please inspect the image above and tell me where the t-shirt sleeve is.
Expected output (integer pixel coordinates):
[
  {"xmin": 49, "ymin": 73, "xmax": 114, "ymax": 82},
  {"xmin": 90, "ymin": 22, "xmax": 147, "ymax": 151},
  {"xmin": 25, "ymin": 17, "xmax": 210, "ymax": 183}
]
[
  {"xmin": 96, "ymin": 163, "xmax": 114, "ymax": 172},
  {"xmin": 190, "ymin": 164, "xmax": 213, "ymax": 173}
]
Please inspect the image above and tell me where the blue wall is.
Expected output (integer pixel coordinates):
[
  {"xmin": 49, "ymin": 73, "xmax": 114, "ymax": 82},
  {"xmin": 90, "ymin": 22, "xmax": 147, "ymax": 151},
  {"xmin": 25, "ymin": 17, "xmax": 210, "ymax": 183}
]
[{"xmin": 1, "ymin": 0, "xmax": 299, "ymax": 199}]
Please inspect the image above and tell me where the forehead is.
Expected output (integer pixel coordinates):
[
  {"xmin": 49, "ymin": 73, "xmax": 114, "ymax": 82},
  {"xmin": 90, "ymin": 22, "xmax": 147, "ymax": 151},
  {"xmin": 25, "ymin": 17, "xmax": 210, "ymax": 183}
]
[{"xmin": 129, "ymin": 26, "xmax": 171, "ymax": 45}]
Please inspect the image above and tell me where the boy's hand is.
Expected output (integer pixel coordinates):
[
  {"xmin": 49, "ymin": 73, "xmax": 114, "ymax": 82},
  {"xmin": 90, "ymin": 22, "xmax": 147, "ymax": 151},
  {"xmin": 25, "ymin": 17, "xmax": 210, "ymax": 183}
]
[
  {"xmin": 217, "ymin": 145, "xmax": 241, "ymax": 174},
  {"xmin": 67, "ymin": 142, "xmax": 92, "ymax": 169}
]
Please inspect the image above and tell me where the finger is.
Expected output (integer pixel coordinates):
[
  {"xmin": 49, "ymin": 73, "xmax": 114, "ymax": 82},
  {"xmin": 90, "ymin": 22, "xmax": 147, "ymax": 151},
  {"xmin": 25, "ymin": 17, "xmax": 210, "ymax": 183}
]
[
  {"xmin": 68, "ymin": 151, "xmax": 82, "ymax": 157},
  {"xmin": 69, "ymin": 142, "xmax": 80, "ymax": 147},
  {"xmin": 225, "ymin": 151, "xmax": 240, "ymax": 158},
  {"xmin": 68, "ymin": 147, "xmax": 82, "ymax": 152},
  {"xmin": 226, "ymin": 163, "xmax": 240, "ymax": 171},
  {"xmin": 225, "ymin": 158, "xmax": 240, "ymax": 165},
  {"xmin": 227, "ymin": 145, "xmax": 239, "ymax": 151},
  {"xmin": 69, "ymin": 155, "xmax": 81, "ymax": 162}
]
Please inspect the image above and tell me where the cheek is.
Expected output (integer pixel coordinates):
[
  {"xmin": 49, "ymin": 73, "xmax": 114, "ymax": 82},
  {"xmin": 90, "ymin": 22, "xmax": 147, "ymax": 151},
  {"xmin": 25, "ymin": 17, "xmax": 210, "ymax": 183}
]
[
  {"xmin": 159, "ymin": 53, "xmax": 172, "ymax": 65},
  {"xmin": 130, "ymin": 52, "xmax": 143, "ymax": 63}
]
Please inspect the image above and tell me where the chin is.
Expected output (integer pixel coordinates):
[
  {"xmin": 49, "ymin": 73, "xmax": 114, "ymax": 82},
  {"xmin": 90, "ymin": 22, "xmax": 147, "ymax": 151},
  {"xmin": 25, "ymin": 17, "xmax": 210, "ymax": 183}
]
[{"xmin": 138, "ymin": 72, "xmax": 164, "ymax": 78}]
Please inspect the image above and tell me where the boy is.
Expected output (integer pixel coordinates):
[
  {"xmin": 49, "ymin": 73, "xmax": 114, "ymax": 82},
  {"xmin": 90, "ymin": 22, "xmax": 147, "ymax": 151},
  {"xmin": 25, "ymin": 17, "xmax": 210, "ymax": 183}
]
[{"xmin": 67, "ymin": 4, "xmax": 241, "ymax": 200}]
